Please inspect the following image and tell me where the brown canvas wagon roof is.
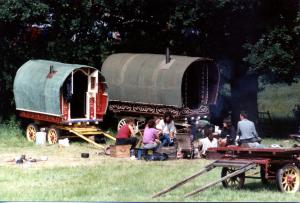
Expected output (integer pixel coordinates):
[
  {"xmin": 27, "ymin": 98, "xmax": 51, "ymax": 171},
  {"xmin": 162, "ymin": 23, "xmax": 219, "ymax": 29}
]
[
  {"xmin": 101, "ymin": 53, "xmax": 219, "ymax": 108},
  {"xmin": 13, "ymin": 60, "xmax": 95, "ymax": 116}
]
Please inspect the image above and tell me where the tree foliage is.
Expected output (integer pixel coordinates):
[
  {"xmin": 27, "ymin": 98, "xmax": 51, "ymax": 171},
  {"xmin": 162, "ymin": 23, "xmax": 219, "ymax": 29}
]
[
  {"xmin": 0, "ymin": 0, "xmax": 299, "ymax": 118},
  {"xmin": 243, "ymin": 26, "xmax": 297, "ymax": 83}
]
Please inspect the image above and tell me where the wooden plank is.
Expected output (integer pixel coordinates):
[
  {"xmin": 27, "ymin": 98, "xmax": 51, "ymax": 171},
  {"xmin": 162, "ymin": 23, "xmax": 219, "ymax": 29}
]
[
  {"xmin": 56, "ymin": 126, "xmax": 116, "ymax": 141},
  {"xmin": 100, "ymin": 132, "xmax": 116, "ymax": 141},
  {"xmin": 184, "ymin": 163, "xmax": 256, "ymax": 198},
  {"xmin": 152, "ymin": 162, "xmax": 216, "ymax": 198},
  {"xmin": 69, "ymin": 129, "xmax": 106, "ymax": 149}
]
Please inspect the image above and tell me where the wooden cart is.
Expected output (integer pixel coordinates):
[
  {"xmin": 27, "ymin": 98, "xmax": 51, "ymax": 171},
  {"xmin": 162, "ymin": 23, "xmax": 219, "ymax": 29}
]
[{"xmin": 152, "ymin": 146, "xmax": 300, "ymax": 198}]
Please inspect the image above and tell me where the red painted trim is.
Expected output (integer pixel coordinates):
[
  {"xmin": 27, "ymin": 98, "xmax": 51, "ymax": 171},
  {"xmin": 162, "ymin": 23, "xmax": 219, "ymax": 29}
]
[
  {"xmin": 89, "ymin": 97, "xmax": 95, "ymax": 119},
  {"xmin": 96, "ymin": 82, "xmax": 108, "ymax": 119},
  {"xmin": 19, "ymin": 111, "xmax": 62, "ymax": 123},
  {"xmin": 208, "ymin": 146, "xmax": 300, "ymax": 154}
]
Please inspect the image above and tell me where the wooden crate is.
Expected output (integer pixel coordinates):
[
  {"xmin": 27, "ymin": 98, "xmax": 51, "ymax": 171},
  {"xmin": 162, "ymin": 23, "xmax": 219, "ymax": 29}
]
[
  {"xmin": 176, "ymin": 133, "xmax": 192, "ymax": 151},
  {"xmin": 110, "ymin": 145, "xmax": 131, "ymax": 158}
]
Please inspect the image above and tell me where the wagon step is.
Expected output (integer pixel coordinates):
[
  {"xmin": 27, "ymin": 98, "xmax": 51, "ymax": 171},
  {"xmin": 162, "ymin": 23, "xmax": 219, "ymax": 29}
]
[
  {"xmin": 152, "ymin": 160, "xmax": 256, "ymax": 198},
  {"xmin": 57, "ymin": 126, "xmax": 115, "ymax": 149}
]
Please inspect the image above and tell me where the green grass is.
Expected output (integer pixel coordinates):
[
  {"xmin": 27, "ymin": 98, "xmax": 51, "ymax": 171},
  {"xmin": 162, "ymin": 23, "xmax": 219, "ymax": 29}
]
[
  {"xmin": 0, "ymin": 117, "xmax": 32, "ymax": 148},
  {"xmin": 258, "ymin": 78, "xmax": 300, "ymax": 118},
  {"xmin": 0, "ymin": 121, "xmax": 300, "ymax": 201},
  {"xmin": 1, "ymin": 158, "xmax": 300, "ymax": 201}
]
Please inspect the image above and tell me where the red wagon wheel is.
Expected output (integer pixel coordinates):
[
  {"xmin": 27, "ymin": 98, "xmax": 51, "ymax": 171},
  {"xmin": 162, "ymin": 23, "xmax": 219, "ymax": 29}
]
[
  {"xmin": 276, "ymin": 164, "xmax": 300, "ymax": 193},
  {"xmin": 221, "ymin": 167, "xmax": 245, "ymax": 189},
  {"xmin": 26, "ymin": 123, "xmax": 38, "ymax": 142},
  {"xmin": 47, "ymin": 128, "xmax": 60, "ymax": 144}
]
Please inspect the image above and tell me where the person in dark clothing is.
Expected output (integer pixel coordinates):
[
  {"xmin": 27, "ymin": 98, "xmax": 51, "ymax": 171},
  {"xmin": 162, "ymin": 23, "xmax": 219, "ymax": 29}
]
[{"xmin": 218, "ymin": 118, "xmax": 236, "ymax": 146}]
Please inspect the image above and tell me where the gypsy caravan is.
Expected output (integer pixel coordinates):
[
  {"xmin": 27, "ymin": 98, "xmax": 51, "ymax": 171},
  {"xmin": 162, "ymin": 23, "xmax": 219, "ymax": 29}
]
[
  {"xmin": 14, "ymin": 60, "xmax": 111, "ymax": 146},
  {"xmin": 101, "ymin": 53, "xmax": 220, "ymax": 129}
]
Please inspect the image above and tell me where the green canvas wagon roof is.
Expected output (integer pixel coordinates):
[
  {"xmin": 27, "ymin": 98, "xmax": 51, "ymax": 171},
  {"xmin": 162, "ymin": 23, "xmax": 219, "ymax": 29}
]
[
  {"xmin": 101, "ymin": 53, "xmax": 218, "ymax": 107},
  {"xmin": 14, "ymin": 60, "xmax": 95, "ymax": 116}
]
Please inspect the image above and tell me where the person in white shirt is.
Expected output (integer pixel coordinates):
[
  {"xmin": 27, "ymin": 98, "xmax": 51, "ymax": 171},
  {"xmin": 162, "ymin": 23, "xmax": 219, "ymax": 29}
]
[
  {"xmin": 199, "ymin": 125, "xmax": 218, "ymax": 157},
  {"xmin": 156, "ymin": 111, "xmax": 176, "ymax": 146}
]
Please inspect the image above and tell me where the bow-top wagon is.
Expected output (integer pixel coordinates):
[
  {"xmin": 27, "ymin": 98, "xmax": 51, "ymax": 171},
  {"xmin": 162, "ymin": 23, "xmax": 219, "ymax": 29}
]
[
  {"xmin": 101, "ymin": 53, "xmax": 220, "ymax": 130},
  {"xmin": 14, "ymin": 60, "xmax": 113, "ymax": 147}
]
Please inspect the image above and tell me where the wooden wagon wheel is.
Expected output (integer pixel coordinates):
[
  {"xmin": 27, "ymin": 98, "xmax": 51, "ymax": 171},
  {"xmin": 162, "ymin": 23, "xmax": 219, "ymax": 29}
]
[
  {"xmin": 118, "ymin": 118, "xmax": 141, "ymax": 134},
  {"xmin": 26, "ymin": 123, "xmax": 38, "ymax": 142},
  {"xmin": 47, "ymin": 128, "xmax": 60, "ymax": 144},
  {"xmin": 276, "ymin": 164, "xmax": 300, "ymax": 193},
  {"xmin": 221, "ymin": 167, "xmax": 245, "ymax": 189},
  {"xmin": 117, "ymin": 118, "xmax": 127, "ymax": 131}
]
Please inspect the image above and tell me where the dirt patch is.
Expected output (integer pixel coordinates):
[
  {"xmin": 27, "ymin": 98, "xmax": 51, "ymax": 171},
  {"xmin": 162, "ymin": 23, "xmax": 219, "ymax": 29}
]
[{"xmin": 0, "ymin": 143, "xmax": 116, "ymax": 168}]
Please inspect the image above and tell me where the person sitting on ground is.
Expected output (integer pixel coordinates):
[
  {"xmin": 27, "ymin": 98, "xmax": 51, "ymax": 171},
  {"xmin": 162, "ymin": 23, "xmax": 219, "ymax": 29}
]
[
  {"xmin": 143, "ymin": 119, "xmax": 161, "ymax": 150},
  {"xmin": 237, "ymin": 111, "xmax": 262, "ymax": 148},
  {"xmin": 199, "ymin": 125, "xmax": 218, "ymax": 157},
  {"xmin": 218, "ymin": 118, "xmax": 236, "ymax": 147},
  {"xmin": 115, "ymin": 118, "xmax": 138, "ymax": 153},
  {"xmin": 156, "ymin": 111, "xmax": 176, "ymax": 146}
]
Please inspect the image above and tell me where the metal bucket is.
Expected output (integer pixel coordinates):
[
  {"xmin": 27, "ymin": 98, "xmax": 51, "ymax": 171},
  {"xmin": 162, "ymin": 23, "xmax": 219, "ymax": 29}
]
[{"xmin": 36, "ymin": 132, "xmax": 46, "ymax": 145}]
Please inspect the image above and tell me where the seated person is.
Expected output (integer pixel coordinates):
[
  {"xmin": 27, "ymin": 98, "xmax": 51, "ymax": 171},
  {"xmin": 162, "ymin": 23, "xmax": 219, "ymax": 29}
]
[
  {"xmin": 191, "ymin": 125, "xmax": 204, "ymax": 158},
  {"xmin": 143, "ymin": 119, "xmax": 160, "ymax": 150},
  {"xmin": 237, "ymin": 111, "xmax": 261, "ymax": 148},
  {"xmin": 199, "ymin": 125, "xmax": 218, "ymax": 157},
  {"xmin": 218, "ymin": 118, "xmax": 236, "ymax": 146},
  {"xmin": 156, "ymin": 111, "xmax": 176, "ymax": 146},
  {"xmin": 115, "ymin": 118, "xmax": 138, "ymax": 153}
]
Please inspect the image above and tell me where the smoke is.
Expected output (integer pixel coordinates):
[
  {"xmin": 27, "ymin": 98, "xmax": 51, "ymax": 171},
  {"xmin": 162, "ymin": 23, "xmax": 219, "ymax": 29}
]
[{"xmin": 209, "ymin": 59, "xmax": 235, "ymax": 125}]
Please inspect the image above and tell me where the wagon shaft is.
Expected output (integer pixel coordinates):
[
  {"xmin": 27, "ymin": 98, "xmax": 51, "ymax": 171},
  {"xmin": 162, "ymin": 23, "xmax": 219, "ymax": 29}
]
[
  {"xmin": 152, "ymin": 160, "xmax": 256, "ymax": 198},
  {"xmin": 184, "ymin": 162, "xmax": 256, "ymax": 197}
]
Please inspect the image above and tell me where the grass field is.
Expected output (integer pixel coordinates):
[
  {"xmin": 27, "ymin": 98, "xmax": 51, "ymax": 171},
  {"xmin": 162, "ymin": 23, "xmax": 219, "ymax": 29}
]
[
  {"xmin": 1, "ymin": 120, "xmax": 300, "ymax": 202},
  {"xmin": 258, "ymin": 78, "xmax": 300, "ymax": 118}
]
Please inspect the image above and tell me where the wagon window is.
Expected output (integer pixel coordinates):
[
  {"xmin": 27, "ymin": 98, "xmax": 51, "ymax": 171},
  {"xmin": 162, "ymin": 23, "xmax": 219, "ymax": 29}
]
[{"xmin": 91, "ymin": 77, "xmax": 96, "ymax": 89}]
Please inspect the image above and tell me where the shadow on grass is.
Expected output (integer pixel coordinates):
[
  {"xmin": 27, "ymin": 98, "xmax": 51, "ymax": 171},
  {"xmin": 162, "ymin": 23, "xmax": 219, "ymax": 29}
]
[{"xmin": 243, "ymin": 181, "xmax": 278, "ymax": 192}]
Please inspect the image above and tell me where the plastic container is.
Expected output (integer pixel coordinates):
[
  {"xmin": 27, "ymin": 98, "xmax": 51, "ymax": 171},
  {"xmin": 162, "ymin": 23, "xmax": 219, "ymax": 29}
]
[
  {"xmin": 58, "ymin": 138, "xmax": 69, "ymax": 147},
  {"xmin": 36, "ymin": 132, "xmax": 46, "ymax": 145}
]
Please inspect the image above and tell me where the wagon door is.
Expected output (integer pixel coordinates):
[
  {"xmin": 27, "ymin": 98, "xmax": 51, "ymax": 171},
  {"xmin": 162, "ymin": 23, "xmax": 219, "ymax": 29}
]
[
  {"xmin": 86, "ymin": 70, "xmax": 98, "ymax": 120},
  {"xmin": 71, "ymin": 70, "xmax": 88, "ymax": 119},
  {"xmin": 96, "ymin": 77, "xmax": 108, "ymax": 119}
]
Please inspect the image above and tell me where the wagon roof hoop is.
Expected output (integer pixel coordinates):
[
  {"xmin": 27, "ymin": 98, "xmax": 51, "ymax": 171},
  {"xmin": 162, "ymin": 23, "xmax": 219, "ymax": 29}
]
[{"xmin": 152, "ymin": 160, "xmax": 256, "ymax": 198}]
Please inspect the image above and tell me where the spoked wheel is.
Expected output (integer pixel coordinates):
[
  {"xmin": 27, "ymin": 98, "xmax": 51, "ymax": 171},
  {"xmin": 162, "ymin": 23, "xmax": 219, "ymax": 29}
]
[
  {"xmin": 26, "ymin": 123, "xmax": 38, "ymax": 142},
  {"xmin": 117, "ymin": 118, "xmax": 127, "ymax": 131},
  {"xmin": 118, "ymin": 118, "xmax": 139, "ymax": 132},
  {"xmin": 276, "ymin": 164, "xmax": 300, "ymax": 193},
  {"xmin": 221, "ymin": 167, "xmax": 245, "ymax": 189},
  {"xmin": 47, "ymin": 128, "xmax": 60, "ymax": 144}
]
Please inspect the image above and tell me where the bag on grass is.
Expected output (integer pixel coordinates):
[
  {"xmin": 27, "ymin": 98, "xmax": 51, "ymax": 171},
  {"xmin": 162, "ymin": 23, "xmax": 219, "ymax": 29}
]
[{"xmin": 145, "ymin": 153, "xmax": 168, "ymax": 161}]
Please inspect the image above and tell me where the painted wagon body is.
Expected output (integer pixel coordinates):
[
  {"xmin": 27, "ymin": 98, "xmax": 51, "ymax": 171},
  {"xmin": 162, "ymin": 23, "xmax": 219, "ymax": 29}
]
[
  {"xmin": 14, "ymin": 60, "xmax": 108, "ymax": 124},
  {"xmin": 101, "ymin": 53, "xmax": 220, "ymax": 118},
  {"xmin": 13, "ymin": 60, "xmax": 111, "ymax": 145}
]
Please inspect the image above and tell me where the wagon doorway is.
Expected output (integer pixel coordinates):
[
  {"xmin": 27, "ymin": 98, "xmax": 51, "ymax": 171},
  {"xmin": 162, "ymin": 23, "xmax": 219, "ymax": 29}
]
[
  {"xmin": 181, "ymin": 61, "xmax": 218, "ymax": 109},
  {"xmin": 71, "ymin": 70, "xmax": 88, "ymax": 118}
]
